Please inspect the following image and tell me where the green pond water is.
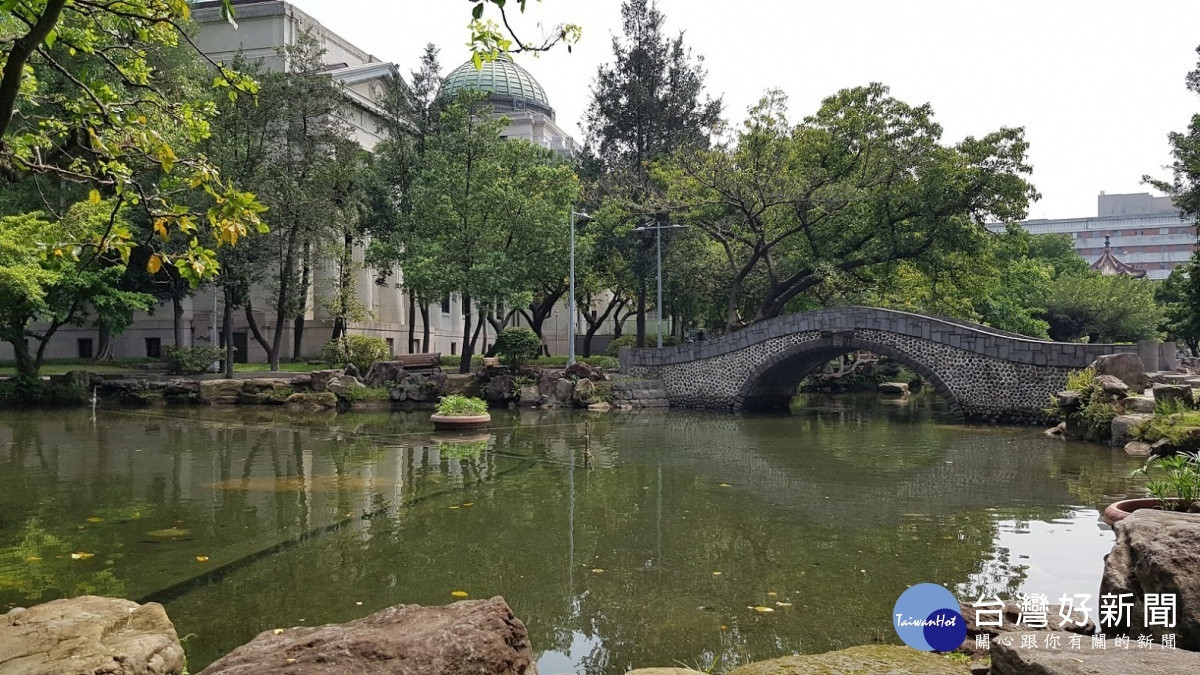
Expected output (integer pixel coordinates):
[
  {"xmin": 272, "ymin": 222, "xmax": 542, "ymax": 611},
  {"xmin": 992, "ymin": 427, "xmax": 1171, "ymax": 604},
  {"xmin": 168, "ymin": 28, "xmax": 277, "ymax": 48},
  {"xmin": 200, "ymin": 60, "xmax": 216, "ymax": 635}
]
[{"xmin": 0, "ymin": 395, "xmax": 1144, "ymax": 673}]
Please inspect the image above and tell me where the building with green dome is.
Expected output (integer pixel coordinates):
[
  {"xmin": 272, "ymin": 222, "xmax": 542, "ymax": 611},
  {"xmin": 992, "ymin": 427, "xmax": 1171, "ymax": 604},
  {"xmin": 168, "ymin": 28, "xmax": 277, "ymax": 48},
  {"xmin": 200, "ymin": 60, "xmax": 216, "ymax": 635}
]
[{"xmin": 441, "ymin": 55, "xmax": 579, "ymax": 158}]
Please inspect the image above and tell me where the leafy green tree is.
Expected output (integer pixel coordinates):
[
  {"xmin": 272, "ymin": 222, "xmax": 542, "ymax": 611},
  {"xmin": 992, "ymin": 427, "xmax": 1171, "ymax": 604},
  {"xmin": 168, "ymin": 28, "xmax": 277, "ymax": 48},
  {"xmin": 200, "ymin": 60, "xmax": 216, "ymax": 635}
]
[
  {"xmin": 0, "ymin": 0, "xmax": 263, "ymax": 283},
  {"xmin": 0, "ymin": 202, "xmax": 154, "ymax": 378},
  {"xmin": 1043, "ymin": 272, "xmax": 1162, "ymax": 343},
  {"xmin": 392, "ymin": 94, "xmax": 577, "ymax": 373},
  {"xmin": 656, "ymin": 86, "xmax": 1036, "ymax": 331},
  {"xmin": 583, "ymin": 0, "xmax": 722, "ymax": 346},
  {"xmin": 1157, "ymin": 265, "xmax": 1200, "ymax": 354}
]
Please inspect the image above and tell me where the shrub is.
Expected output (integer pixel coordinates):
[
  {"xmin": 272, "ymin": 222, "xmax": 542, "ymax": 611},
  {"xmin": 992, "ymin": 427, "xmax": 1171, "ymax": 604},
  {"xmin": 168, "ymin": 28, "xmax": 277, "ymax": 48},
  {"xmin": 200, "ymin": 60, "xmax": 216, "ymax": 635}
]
[
  {"xmin": 435, "ymin": 394, "xmax": 488, "ymax": 416},
  {"xmin": 319, "ymin": 335, "xmax": 391, "ymax": 372},
  {"xmin": 162, "ymin": 346, "xmax": 223, "ymax": 375},
  {"xmin": 604, "ymin": 334, "xmax": 681, "ymax": 357},
  {"xmin": 1131, "ymin": 453, "xmax": 1200, "ymax": 512},
  {"xmin": 494, "ymin": 327, "xmax": 543, "ymax": 370}
]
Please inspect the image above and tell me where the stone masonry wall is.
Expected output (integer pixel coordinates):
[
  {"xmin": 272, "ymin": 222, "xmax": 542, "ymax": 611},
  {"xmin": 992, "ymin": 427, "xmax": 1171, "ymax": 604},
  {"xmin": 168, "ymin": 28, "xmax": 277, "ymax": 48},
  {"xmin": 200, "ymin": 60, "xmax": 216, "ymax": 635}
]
[{"xmin": 620, "ymin": 307, "xmax": 1134, "ymax": 423}]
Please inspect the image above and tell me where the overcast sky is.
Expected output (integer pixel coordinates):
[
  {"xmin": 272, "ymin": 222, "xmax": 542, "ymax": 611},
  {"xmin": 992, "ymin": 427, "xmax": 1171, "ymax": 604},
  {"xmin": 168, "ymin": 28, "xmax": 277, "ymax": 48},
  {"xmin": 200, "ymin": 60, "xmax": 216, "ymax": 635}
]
[{"xmin": 290, "ymin": 0, "xmax": 1200, "ymax": 220}]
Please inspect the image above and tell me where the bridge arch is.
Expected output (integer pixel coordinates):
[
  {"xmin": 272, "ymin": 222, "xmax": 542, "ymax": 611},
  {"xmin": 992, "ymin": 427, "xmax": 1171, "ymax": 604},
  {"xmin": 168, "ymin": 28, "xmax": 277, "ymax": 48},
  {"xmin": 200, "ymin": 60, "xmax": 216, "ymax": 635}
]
[{"xmin": 619, "ymin": 307, "xmax": 1144, "ymax": 423}]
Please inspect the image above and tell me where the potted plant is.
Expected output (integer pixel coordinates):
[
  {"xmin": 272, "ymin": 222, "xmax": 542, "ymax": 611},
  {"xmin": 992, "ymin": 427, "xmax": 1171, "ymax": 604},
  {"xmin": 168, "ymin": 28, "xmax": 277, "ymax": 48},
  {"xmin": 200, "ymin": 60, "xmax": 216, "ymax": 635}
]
[
  {"xmin": 1103, "ymin": 453, "xmax": 1200, "ymax": 525},
  {"xmin": 431, "ymin": 395, "xmax": 491, "ymax": 431}
]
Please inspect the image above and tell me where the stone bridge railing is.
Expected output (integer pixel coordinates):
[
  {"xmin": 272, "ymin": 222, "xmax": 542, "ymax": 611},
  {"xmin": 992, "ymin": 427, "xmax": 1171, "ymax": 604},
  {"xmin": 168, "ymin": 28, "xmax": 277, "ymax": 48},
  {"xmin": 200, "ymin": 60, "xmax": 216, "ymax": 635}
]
[{"xmin": 619, "ymin": 307, "xmax": 1173, "ymax": 423}]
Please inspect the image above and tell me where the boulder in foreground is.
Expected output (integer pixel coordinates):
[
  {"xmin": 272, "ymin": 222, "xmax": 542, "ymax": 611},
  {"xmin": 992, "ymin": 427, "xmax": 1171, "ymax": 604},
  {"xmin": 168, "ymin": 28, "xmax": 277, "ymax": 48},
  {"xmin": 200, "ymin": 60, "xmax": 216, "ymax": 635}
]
[
  {"xmin": 990, "ymin": 630, "xmax": 1200, "ymax": 674},
  {"xmin": 726, "ymin": 644, "xmax": 968, "ymax": 674},
  {"xmin": 0, "ymin": 595, "xmax": 184, "ymax": 675},
  {"xmin": 198, "ymin": 596, "xmax": 536, "ymax": 675}
]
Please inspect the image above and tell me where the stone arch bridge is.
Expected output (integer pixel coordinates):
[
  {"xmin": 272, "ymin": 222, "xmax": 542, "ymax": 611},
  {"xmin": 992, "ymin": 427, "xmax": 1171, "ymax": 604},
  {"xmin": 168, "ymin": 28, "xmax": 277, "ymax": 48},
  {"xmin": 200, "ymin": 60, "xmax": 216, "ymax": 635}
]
[{"xmin": 618, "ymin": 307, "xmax": 1170, "ymax": 423}]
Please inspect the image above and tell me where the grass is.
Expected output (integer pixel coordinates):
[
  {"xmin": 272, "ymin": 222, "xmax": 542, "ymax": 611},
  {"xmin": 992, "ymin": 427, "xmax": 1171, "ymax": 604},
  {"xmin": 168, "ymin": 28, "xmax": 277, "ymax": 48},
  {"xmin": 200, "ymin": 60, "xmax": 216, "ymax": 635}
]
[
  {"xmin": 0, "ymin": 359, "xmax": 329, "ymax": 377},
  {"xmin": 435, "ymin": 394, "xmax": 488, "ymax": 416}
]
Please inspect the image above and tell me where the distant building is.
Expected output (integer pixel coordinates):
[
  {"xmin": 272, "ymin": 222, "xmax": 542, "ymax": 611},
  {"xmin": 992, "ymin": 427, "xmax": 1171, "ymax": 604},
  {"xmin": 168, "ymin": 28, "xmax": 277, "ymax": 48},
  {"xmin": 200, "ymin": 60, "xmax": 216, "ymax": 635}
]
[{"xmin": 990, "ymin": 192, "xmax": 1195, "ymax": 280}]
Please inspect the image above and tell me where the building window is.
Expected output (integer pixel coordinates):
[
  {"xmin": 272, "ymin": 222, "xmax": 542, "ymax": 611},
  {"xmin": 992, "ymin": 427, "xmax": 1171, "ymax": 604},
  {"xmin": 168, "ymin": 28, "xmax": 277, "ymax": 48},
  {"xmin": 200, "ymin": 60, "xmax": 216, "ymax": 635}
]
[
  {"xmin": 450, "ymin": 342, "xmax": 457, "ymax": 356},
  {"xmin": 441, "ymin": 293, "xmax": 451, "ymax": 314},
  {"xmin": 145, "ymin": 337, "xmax": 161, "ymax": 358},
  {"xmin": 77, "ymin": 338, "xmax": 93, "ymax": 359},
  {"xmin": 385, "ymin": 338, "xmax": 394, "ymax": 356}
]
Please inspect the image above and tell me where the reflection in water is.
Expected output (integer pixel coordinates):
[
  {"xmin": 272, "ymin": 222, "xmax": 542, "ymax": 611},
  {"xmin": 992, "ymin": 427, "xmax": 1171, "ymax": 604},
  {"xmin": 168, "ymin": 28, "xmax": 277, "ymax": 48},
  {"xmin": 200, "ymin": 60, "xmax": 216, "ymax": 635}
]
[{"xmin": 0, "ymin": 396, "xmax": 1144, "ymax": 673}]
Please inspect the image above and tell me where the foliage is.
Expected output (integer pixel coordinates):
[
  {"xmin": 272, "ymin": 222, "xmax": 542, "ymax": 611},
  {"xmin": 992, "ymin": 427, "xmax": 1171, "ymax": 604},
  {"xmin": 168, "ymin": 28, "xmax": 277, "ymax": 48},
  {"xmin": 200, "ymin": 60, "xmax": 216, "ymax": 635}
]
[
  {"xmin": 1042, "ymin": 272, "xmax": 1163, "ymax": 343},
  {"xmin": 338, "ymin": 386, "xmax": 391, "ymax": 403},
  {"xmin": 1045, "ymin": 367, "xmax": 1116, "ymax": 440},
  {"xmin": 435, "ymin": 394, "xmax": 488, "ymax": 417},
  {"xmin": 162, "ymin": 345, "xmax": 222, "ymax": 375},
  {"xmin": 1131, "ymin": 453, "xmax": 1200, "ymax": 512},
  {"xmin": 493, "ymin": 327, "xmax": 543, "ymax": 370},
  {"xmin": 466, "ymin": 0, "xmax": 581, "ymax": 65},
  {"xmin": 0, "ymin": 376, "xmax": 84, "ymax": 407},
  {"xmin": 376, "ymin": 92, "xmax": 577, "ymax": 373},
  {"xmin": 318, "ymin": 335, "xmax": 391, "ymax": 372},
  {"xmin": 1157, "ymin": 263, "xmax": 1200, "ymax": 355},
  {"xmin": 0, "ymin": 203, "xmax": 155, "ymax": 377},
  {"xmin": 605, "ymin": 334, "xmax": 680, "ymax": 356},
  {"xmin": 0, "ymin": 0, "xmax": 265, "ymax": 283},
  {"xmin": 653, "ymin": 86, "xmax": 1037, "ymax": 330},
  {"xmin": 1065, "ymin": 367, "xmax": 1096, "ymax": 392}
]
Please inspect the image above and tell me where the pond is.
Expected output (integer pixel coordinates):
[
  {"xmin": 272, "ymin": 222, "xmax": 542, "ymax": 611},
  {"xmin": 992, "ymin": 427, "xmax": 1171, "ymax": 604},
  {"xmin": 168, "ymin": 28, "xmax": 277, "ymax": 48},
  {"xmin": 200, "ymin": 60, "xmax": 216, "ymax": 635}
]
[{"xmin": 0, "ymin": 395, "xmax": 1144, "ymax": 673}]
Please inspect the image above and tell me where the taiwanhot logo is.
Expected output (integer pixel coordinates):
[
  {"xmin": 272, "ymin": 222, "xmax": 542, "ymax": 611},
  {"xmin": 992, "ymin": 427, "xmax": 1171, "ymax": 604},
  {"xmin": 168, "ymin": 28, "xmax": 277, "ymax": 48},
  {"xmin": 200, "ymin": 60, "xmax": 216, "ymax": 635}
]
[{"xmin": 893, "ymin": 583, "xmax": 967, "ymax": 652}]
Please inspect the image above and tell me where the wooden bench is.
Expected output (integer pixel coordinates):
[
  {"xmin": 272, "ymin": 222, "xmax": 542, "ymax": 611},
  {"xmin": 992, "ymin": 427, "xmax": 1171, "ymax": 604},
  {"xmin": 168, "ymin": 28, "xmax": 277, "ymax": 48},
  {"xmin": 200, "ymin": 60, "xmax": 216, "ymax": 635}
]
[
  {"xmin": 482, "ymin": 357, "xmax": 500, "ymax": 368},
  {"xmin": 396, "ymin": 352, "xmax": 442, "ymax": 373}
]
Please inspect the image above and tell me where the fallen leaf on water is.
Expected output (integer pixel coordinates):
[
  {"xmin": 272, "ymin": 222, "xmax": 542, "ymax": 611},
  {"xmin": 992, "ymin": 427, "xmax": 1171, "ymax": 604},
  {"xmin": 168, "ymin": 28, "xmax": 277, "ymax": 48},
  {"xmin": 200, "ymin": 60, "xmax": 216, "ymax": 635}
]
[
  {"xmin": 355, "ymin": 601, "xmax": 363, "ymax": 606},
  {"xmin": 451, "ymin": 591, "xmax": 469, "ymax": 598},
  {"xmin": 776, "ymin": 602, "xmax": 792, "ymax": 607},
  {"xmin": 449, "ymin": 506, "xmax": 460, "ymax": 510},
  {"xmin": 462, "ymin": 502, "xmax": 474, "ymax": 507},
  {"xmin": 720, "ymin": 625, "xmax": 728, "ymax": 630},
  {"xmin": 273, "ymin": 628, "xmax": 284, "ymax": 635},
  {"xmin": 753, "ymin": 606, "xmax": 774, "ymax": 613},
  {"xmin": 70, "ymin": 552, "xmax": 94, "ymax": 560},
  {"xmin": 592, "ymin": 568, "xmax": 605, "ymax": 573},
  {"xmin": 767, "ymin": 592, "xmax": 777, "ymax": 597},
  {"xmin": 195, "ymin": 556, "xmax": 209, "ymax": 563},
  {"xmin": 712, "ymin": 571, "xmax": 722, "ymax": 576},
  {"xmin": 719, "ymin": 483, "xmax": 731, "ymax": 487},
  {"xmin": 147, "ymin": 528, "xmax": 190, "ymax": 538},
  {"xmin": 85, "ymin": 517, "xmax": 103, "ymax": 523},
  {"xmin": 24, "ymin": 556, "xmax": 41, "ymax": 563}
]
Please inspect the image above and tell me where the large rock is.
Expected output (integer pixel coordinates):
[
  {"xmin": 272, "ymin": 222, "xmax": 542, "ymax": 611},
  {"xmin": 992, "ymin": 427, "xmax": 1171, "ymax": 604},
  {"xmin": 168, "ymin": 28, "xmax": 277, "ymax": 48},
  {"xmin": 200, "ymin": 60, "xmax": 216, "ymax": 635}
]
[
  {"xmin": 517, "ymin": 384, "xmax": 541, "ymax": 407},
  {"xmin": 564, "ymin": 362, "xmax": 602, "ymax": 382},
  {"xmin": 573, "ymin": 378, "xmax": 597, "ymax": 405},
  {"xmin": 363, "ymin": 361, "xmax": 407, "ymax": 388},
  {"xmin": 1153, "ymin": 383, "xmax": 1195, "ymax": 409},
  {"xmin": 285, "ymin": 392, "xmax": 338, "ymax": 410},
  {"xmin": 0, "ymin": 595, "xmax": 184, "ymax": 675},
  {"xmin": 727, "ymin": 645, "xmax": 967, "ymax": 675},
  {"xmin": 959, "ymin": 599, "xmax": 1094, "ymax": 659},
  {"xmin": 239, "ymin": 379, "xmax": 292, "ymax": 405},
  {"xmin": 326, "ymin": 374, "xmax": 364, "ymax": 397},
  {"xmin": 199, "ymin": 379, "xmax": 244, "ymax": 404},
  {"xmin": 1055, "ymin": 390, "xmax": 1082, "ymax": 411},
  {"xmin": 552, "ymin": 378, "xmax": 575, "ymax": 404},
  {"xmin": 390, "ymin": 373, "xmax": 449, "ymax": 403},
  {"xmin": 309, "ymin": 369, "xmax": 344, "ymax": 393},
  {"xmin": 1124, "ymin": 441, "xmax": 1153, "ymax": 457},
  {"xmin": 1093, "ymin": 352, "xmax": 1150, "ymax": 392},
  {"xmin": 482, "ymin": 374, "xmax": 517, "ymax": 404},
  {"xmin": 1110, "ymin": 413, "xmax": 1152, "ymax": 445},
  {"xmin": 1117, "ymin": 395, "xmax": 1156, "ymax": 414},
  {"xmin": 878, "ymin": 381, "xmax": 910, "ymax": 395},
  {"xmin": 537, "ymin": 369, "xmax": 565, "ymax": 397},
  {"xmin": 162, "ymin": 378, "xmax": 200, "ymax": 404},
  {"xmin": 990, "ymin": 630, "xmax": 1200, "ymax": 674},
  {"xmin": 198, "ymin": 597, "xmax": 536, "ymax": 675},
  {"xmin": 1094, "ymin": 374, "xmax": 1130, "ymax": 397},
  {"xmin": 1100, "ymin": 509, "xmax": 1200, "ymax": 650}
]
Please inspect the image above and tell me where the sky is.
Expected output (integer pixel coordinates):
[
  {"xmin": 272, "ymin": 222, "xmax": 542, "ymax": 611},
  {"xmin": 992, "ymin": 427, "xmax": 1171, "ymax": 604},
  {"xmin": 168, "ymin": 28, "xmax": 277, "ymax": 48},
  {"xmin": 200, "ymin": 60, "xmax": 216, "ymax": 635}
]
[{"xmin": 288, "ymin": 0, "xmax": 1200, "ymax": 220}]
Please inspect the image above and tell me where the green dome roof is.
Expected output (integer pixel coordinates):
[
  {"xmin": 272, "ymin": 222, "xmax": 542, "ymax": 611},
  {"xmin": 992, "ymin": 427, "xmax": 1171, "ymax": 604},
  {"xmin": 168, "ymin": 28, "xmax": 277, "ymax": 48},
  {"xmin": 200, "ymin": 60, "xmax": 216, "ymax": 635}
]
[{"xmin": 441, "ymin": 56, "xmax": 553, "ymax": 118}]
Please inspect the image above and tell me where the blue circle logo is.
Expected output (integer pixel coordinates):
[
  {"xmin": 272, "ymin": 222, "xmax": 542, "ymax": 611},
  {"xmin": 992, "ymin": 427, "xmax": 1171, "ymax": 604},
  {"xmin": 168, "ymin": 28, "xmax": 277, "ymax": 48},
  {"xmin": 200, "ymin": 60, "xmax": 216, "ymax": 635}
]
[{"xmin": 892, "ymin": 583, "xmax": 966, "ymax": 652}]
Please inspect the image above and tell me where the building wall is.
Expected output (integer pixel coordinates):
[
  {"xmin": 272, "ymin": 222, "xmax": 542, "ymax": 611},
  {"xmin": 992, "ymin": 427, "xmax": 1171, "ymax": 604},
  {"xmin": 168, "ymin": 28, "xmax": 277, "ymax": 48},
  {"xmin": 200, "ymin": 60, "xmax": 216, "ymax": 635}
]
[{"xmin": 989, "ymin": 193, "xmax": 1196, "ymax": 280}]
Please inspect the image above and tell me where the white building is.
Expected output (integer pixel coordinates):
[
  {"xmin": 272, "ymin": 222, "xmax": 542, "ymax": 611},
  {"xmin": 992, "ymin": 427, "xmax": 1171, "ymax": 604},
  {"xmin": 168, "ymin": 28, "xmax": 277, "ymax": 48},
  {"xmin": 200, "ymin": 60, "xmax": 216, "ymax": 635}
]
[{"xmin": 990, "ymin": 192, "xmax": 1195, "ymax": 280}]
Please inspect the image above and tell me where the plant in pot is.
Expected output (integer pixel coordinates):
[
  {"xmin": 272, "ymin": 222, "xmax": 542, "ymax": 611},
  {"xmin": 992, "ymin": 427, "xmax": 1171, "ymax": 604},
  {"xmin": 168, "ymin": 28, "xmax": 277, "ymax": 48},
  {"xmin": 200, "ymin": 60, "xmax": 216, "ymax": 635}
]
[
  {"xmin": 431, "ymin": 394, "xmax": 491, "ymax": 431},
  {"xmin": 1103, "ymin": 452, "xmax": 1200, "ymax": 525}
]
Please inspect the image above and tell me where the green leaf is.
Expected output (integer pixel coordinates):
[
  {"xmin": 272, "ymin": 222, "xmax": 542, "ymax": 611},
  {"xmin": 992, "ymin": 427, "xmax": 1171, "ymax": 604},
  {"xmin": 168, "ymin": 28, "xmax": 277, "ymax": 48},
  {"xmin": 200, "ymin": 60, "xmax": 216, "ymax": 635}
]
[
  {"xmin": 472, "ymin": 3, "xmax": 484, "ymax": 20},
  {"xmin": 44, "ymin": 29, "xmax": 56, "ymax": 48}
]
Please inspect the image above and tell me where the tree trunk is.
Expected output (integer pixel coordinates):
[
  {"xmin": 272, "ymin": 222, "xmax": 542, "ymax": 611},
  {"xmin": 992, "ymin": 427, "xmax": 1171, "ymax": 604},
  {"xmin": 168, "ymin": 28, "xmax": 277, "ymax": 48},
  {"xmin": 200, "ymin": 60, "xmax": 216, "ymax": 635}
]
[
  {"xmin": 94, "ymin": 324, "xmax": 113, "ymax": 362},
  {"xmin": 407, "ymin": 294, "xmax": 416, "ymax": 354},
  {"xmin": 244, "ymin": 300, "xmax": 275, "ymax": 369},
  {"xmin": 294, "ymin": 241, "xmax": 312, "ymax": 360},
  {"xmin": 172, "ymin": 296, "xmax": 184, "ymax": 348},
  {"xmin": 10, "ymin": 338, "xmax": 36, "ymax": 379},
  {"xmin": 636, "ymin": 283, "xmax": 647, "ymax": 347},
  {"xmin": 421, "ymin": 304, "xmax": 431, "ymax": 353},
  {"xmin": 458, "ymin": 294, "xmax": 474, "ymax": 374},
  {"xmin": 222, "ymin": 286, "xmax": 235, "ymax": 379}
]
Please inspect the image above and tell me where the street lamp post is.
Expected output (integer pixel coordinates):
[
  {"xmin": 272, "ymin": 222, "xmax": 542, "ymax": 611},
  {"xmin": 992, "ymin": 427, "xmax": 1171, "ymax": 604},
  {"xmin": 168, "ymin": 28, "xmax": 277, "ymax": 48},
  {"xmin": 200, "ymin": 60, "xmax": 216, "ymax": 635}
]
[
  {"xmin": 634, "ymin": 222, "xmax": 686, "ymax": 348},
  {"xmin": 567, "ymin": 209, "xmax": 591, "ymax": 365}
]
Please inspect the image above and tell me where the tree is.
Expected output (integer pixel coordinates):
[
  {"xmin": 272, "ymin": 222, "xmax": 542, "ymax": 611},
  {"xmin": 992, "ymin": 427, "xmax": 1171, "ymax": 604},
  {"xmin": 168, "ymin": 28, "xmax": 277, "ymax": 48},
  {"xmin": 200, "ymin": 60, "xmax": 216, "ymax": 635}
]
[
  {"xmin": 583, "ymin": 0, "xmax": 721, "ymax": 346},
  {"xmin": 206, "ymin": 37, "xmax": 367, "ymax": 370},
  {"xmin": 393, "ymin": 94, "xmax": 577, "ymax": 373},
  {"xmin": 1157, "ymin": 265, "xmax": 1200, "ymax": 354},
  {"xmin": 1043, "ymin": 272, "xmax": 1162, "ymax": 343},
  {"xmin": 655, "ymin": 86, "xmax": 1036, "ymax": 331},
  {"xmin": 0, "ymin": 0, "xmax": 264, "ymax": 284},
  {"xmin": 0, "ymin": 202, "xmax": 154, "ymax": 379}
]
